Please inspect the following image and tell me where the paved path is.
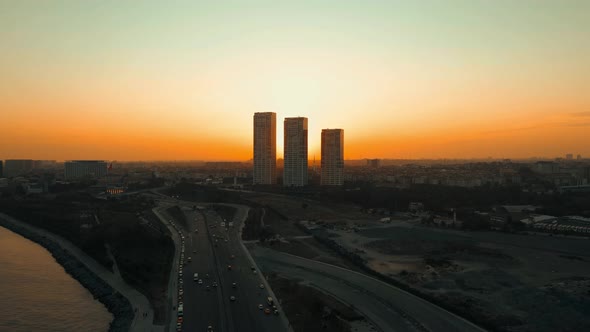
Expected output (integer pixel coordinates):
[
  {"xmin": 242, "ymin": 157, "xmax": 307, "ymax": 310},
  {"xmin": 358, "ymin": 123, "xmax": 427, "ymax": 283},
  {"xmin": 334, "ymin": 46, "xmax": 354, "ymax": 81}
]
[{"xmin": 0, "ymin": 213, "xmax": 158, "ymax": 332}]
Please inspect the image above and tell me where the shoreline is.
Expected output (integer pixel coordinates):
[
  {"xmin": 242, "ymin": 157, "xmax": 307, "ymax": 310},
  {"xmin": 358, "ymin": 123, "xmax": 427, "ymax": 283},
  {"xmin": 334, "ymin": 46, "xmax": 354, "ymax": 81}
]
[{"xmin": 0, "ymin": 215, "xmax": 134, "ymax": 332}]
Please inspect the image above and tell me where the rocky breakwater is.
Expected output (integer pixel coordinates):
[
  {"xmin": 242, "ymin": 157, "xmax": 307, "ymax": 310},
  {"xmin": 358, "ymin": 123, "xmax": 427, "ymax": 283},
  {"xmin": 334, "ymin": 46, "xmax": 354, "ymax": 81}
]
[{"xmin": 0, "ymin": 217, "xmax": 134, "ymax": 332}]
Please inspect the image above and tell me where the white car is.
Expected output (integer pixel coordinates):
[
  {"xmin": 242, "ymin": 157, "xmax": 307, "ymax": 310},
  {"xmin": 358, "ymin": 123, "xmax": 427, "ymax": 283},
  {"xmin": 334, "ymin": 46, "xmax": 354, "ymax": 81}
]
[
  {"xmin": 198, "ymin": 279, "xmax": 203, "ymax": 284},
  {"xmin": 259, "ymin": 284, "xmax": 264, "ymax": 289},
  {"xmin": 258, "ymin": 304, "xmax": 263, "ymax": 310}
]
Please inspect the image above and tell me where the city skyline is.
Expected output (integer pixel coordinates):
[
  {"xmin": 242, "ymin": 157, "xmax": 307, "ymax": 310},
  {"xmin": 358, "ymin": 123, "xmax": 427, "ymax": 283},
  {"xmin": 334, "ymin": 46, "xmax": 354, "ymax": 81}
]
[{"xmin": 2, "ymin": 1, "xmax": 589, "ymax": 161}]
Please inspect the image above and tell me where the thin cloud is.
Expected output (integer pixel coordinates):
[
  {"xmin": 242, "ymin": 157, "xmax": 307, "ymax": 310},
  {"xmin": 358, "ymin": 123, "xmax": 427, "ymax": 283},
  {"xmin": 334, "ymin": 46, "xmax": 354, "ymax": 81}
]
[
  {"xmin": 481, "ymin": 124, "xmax": 547, "ymax": 135},
  {"xmin": 570, "ymin": 111, "xmax": 590, "ymax": 117},
  {"xmin": 564, "ymin": 122, "xmax": 590, "ymax": 127}
]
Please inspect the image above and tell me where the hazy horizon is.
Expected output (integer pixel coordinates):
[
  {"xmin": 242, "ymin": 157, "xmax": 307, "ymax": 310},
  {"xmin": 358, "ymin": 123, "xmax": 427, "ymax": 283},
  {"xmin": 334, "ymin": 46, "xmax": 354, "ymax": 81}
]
[
  {"xmin": 2, "ymin": 1, "xmax": 589, "ymax": 161},
  {"xmin": 0, "ymin": 156, "xmax": 585, "ymax": 163}
]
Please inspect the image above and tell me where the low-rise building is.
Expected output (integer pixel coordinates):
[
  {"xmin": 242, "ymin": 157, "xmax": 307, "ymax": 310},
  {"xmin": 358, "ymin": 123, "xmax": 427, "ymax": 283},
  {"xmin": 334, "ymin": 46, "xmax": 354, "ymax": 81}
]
[{"xmin": 64, "ymin": 160, "xmax": 108, "ymax": 180}]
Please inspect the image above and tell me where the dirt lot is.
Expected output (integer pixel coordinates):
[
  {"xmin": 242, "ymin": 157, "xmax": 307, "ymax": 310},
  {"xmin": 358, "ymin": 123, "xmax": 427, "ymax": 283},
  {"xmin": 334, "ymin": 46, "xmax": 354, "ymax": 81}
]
[
  {"xmin": 327, "ymin": 223, "xmax": 590, "ymax": 332},
  {"xmin": 261, "ymin": 238, "xmax": 363, "ymax": 272}
]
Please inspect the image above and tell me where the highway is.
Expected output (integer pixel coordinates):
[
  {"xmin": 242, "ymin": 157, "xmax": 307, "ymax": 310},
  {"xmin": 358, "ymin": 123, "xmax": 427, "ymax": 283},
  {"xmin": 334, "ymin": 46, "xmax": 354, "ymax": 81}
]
[
  {"xmin": 252, "ymin": 246, "xmax": 486, "ymax": 332},
  {"xmin": 163, "ymin": 203, "xmax": 288, "ymax": 332}
]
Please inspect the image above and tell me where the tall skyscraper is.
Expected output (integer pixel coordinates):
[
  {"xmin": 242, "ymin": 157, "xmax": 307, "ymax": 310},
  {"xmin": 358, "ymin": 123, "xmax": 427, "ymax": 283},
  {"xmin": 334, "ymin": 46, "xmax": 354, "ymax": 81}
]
[
  {"xmin": 321, "ymin": 129, "xmax": 344, "ymax": 186},
  {"xmin": 284, "ymin": 117, "xmax": 308, "ymax": 186},
  {"xmin": 253, "ymin": 112, "xmax": 277, "ymax": 184}
]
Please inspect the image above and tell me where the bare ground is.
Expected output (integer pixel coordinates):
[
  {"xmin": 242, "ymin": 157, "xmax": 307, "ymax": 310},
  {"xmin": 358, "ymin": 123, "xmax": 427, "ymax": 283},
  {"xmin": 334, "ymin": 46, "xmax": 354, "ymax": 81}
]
[{"xmin": 330, "ymin": 223, "xmax": 590, "ymax": 332}]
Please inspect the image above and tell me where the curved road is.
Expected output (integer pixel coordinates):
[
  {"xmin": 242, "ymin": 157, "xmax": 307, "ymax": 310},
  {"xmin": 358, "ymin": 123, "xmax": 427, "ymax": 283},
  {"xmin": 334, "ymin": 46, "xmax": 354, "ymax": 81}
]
[{"xmin": 252, "ymin": 246, "xmax": 486, "ymax": 332}]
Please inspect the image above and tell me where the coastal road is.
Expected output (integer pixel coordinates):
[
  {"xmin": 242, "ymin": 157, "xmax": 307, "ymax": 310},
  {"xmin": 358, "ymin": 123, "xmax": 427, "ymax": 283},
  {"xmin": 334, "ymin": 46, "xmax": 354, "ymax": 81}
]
[
  {"xmin": 178, "ymin": 209, "xmax": 225, "ymax": 332},
  {"xmin": 163, "ymin": 203, "xmax": 288, "ymax": 332},
  {"xmin": 252, "ymin": 246, "xmax": 486, "ymax": 332}
]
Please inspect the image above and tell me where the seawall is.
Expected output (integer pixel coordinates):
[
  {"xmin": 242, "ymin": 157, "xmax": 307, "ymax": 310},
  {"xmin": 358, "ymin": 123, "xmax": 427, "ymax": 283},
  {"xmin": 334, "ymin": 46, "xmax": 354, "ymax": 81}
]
[{"xmin": 0, "ymin": 215, "xmax": 134, "ymax": 332}]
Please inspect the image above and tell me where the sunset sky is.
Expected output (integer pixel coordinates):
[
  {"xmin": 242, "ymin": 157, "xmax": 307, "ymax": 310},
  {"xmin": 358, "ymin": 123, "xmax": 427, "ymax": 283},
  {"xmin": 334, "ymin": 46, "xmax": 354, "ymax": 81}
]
[{"xmin": 1, "ymin": 1, "xmax": 589, "ymax": 161}]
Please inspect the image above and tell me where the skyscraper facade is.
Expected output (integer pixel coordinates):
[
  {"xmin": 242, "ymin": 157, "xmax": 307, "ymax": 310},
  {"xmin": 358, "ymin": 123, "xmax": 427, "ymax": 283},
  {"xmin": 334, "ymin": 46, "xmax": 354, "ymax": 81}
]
[
  {"xmin": 253, "ymin": 112, "xmax": 277, "ymax": 184},
  {"xmin": 283, "ymin": 117, "xmax": 308, "ymax": 186},
  {"xmin": 321, "ymin": 129, "xmax": 344, "ymax": 186}
]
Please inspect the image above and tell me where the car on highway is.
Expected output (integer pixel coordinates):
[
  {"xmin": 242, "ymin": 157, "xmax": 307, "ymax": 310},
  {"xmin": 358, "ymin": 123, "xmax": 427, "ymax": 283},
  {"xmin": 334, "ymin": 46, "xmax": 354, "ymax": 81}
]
[
  {"xmin": 207, "ymin": 325, "xmax": 213, "ymax": 332},
  {"xmin": 206, "ymin": 285, "xmax": 210, "ymax": 291},
  {"xmin": 230, "ymin": 254, "xmax": 235, "ymax": 259},
  {"xmin": 232, "ymin": 282, "xmax": 237, "ymax": 288},
  {"xmin": 274, "ymin": 309, "xmax": 279, "ymax": 315},
  {"xmin": 258, "ymin": 304, "xmax": 263, "ymax": 310},
  {"xmin": 212, "ymin": 281, "xmax": 218, "ymax": 287},
  {"xmin": 264, "ymin": 308, "xmax": 271, "ymax": 315},
  {"xmin": 230, "ymin": 296, "xmax": 236, "ymax": 301},
  {"xmin": 178, "ymin": 317, "xmax": 183, "ymax": 323},
  {"xmin": 227, "ymin": 265, "xmax": 232, "ymax": 270},
  {"xmin": 259, "ymin": 284, "xmax": 264, "ymax": 289},
  {"xmin": 187, "ymin": 257, "xmax": 191, "ymax": 262},
  {"xmin": 198, "ymin": 279, "xmax": 203, "ymax": 285}
]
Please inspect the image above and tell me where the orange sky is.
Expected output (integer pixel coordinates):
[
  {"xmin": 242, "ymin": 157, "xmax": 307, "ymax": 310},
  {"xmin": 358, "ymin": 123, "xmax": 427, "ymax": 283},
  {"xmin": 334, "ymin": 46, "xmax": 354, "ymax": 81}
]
[{"xmin": 1, "ymin": 1, "xmax": 589, "ymax": 161}]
